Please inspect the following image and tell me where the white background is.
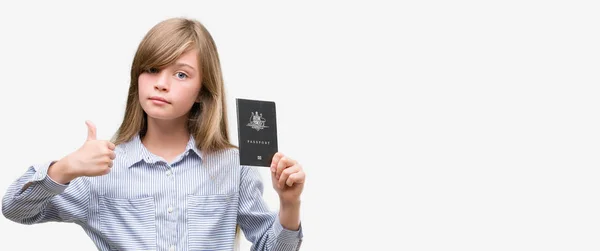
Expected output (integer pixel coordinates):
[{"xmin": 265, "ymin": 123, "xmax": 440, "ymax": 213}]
[{"xmin": 1, "ymin": 0, "xmax": 599, "ymax": 250}]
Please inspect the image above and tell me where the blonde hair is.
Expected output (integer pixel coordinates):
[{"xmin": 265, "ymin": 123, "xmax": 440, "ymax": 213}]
[
  {"xmin": 111, "ymin": 17, "xmax": 242, "ymax": 249},
  {"xmin": 112, "ymin": 17, "xmax": 235, "ymax": 153}
]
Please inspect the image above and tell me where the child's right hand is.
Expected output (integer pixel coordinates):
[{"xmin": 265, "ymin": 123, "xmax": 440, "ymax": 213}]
[{"xmin": 48, "ymin": 121, "xmax": 116, "ymax": 184}]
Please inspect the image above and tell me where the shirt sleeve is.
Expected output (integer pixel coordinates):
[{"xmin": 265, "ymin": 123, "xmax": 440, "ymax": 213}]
[
  {"xmin": 237, "ymin": 165, "xmax": 303, "ymax": 251},
  {"xmin": 2, "ymin": 161, "xmax": 90, "ymax": 225}
]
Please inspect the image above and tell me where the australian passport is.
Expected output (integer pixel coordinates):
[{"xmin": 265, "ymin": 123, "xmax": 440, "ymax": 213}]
[{"xmin": 236, "ymin": 98, "xmax": 278, "ymax": 167}]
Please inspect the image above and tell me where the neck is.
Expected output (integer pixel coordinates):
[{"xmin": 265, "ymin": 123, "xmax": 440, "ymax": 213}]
[{"xmin": 142, "ymin": 115, "xmax": 190, "ymax": 160}]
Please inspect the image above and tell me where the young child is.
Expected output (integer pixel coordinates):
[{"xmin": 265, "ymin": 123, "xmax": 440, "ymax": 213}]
[{"xmin": 1, "ymin": 17, "xmax": 305, "ymax": 251}]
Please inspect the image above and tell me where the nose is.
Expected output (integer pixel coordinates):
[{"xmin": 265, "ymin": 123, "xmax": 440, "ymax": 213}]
[{"xmin": 154, "ymin": 73, "xmax": 170, "ymax": 92}]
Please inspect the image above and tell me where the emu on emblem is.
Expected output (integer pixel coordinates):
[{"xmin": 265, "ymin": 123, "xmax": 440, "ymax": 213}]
[{"xmin": 247, "ymin": 111, "xmax": 269, "ymax": 131}]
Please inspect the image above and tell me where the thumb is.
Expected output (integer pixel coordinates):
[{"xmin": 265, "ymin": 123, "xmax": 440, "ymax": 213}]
[{"xmin": 85, "ymin": 120, "xmax": 97, "ymax": 141}]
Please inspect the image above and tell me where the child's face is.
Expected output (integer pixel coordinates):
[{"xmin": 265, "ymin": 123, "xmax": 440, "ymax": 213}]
[{"xmin": 138, "ymin": 49, "xmax": 202, "ymax": 121}]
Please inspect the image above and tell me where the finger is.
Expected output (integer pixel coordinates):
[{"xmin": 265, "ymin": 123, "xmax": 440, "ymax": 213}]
[
  {"xmin": 103, "ymin": 157, "xmax": 113, "ymax": 167},
  {"xmin": 286, "ymin": 171, "xmax": 305, "ymax": 187},
  {"xmin": 107, "ymin": 142, "xmax": 116, "ymax": 150},
  {"xmin": 270, "ymin": 152, "xmax": 284, "ymax": 173},
  {"xmin": 278, "ymin": 165, "xmax": 300, "ymax": 188},
  {"xmin": 108, "ymin": 151, "xmax": 116, "ymax": 160},
  {"xmin": 276, "ymin": 156, "xmax": 294, "ymax": 180},
  {"xmin": 85, "ymin": 120, "xmax": 97, "ymax": 141}
]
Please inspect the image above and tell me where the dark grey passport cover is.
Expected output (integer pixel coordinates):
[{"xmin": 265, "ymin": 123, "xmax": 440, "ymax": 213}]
[{"xmin": 236, "ymin": 98, "xmax": 278, "ymax": 167}]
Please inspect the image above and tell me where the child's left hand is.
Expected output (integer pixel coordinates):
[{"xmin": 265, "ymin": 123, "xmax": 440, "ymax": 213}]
[{"xmin": 270, "ymin": 152, "xmax": 305, "ymax": 203}]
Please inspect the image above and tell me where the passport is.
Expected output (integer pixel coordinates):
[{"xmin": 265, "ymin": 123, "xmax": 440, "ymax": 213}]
[{"xmin": 236, "ymin": 98, "xmax": 278, "ymax": 167}]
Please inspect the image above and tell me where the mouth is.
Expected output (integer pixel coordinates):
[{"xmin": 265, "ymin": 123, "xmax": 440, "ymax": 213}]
[{"xmin": 149, "ymin": 96, "xmax": 170, "ymax": 104}]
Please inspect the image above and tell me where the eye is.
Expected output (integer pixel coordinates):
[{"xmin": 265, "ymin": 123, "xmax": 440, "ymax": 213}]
[
  {"xmin": 176, "ymin": 72, "xmax": 188, "ymax": 80},
  {"xmin": 146, "ymin": 68, "xmax": 159, "ymax": 74}
]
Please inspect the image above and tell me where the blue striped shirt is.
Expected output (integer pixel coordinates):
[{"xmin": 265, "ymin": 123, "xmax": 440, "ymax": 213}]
[{"xmin": 2, "ymin": 134, "xmax": 303, "ymax": 251}]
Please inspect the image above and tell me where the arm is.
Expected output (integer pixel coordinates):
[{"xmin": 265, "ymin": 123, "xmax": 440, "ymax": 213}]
[
  {"xmin": 3, "ymin": 120, "xmax": 115, "ymax": 224},
  {"xmin": 2, "ymin": 121, "xmax": 116, "ymax": 224},
  {"xmin": 237, "ymin": 166, "xmax": 303, "ymax": 251},
  {"xmin": 2, "ymin": 160, "xmax": 90, "ymax": 225}
]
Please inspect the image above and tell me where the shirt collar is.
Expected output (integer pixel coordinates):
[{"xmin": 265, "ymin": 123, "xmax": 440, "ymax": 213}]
[{"xmin": 121, "ymin": 133, "xmax": 202, "ymax": 168}]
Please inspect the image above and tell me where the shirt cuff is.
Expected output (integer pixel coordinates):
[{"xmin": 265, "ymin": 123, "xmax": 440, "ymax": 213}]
[
  {"xmin": 30, "ymin": 161, "xmax": 69, "ymax": 195},
  {"xmin": 272, "ymin": 215, "xmax": 303, "ymax": 244}
]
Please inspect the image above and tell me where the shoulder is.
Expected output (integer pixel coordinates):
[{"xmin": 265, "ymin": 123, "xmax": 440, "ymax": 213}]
[
  {"xmin": 201, "ymin": 147, "xmax": 244, "ymax": 174},
  {"xmin": 202, "ymin": 147, "xmax": 240, "ymax": 165},
  {"xmin": 208, "ymin": 147, "xmax": 240, "ymax": 159},
  {"xmin": 203, "ymin": 147, "xmax": 265, "ymax": 180}
]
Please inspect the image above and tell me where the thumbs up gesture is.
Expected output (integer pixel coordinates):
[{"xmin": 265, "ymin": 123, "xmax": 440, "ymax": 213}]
[
  {"xmin": 49, "ymin": 121, "xmax": 117, "ymax": 184},
  {"xmin": 71, "ymin": 120, "xmax": 117, "ymax": 176}
]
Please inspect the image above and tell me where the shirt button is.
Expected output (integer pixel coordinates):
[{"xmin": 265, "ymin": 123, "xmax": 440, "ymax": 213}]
[
  {"xmin": 166, "ymin": 170, "xmax": 172, "ymax": 176},
  {"xmin": 169, "ymin": 245, "xmax": 175, "ymax": 251},
  {"xmin": 168, "ymin": 207, "xmax": 174, "ymax": 213}
]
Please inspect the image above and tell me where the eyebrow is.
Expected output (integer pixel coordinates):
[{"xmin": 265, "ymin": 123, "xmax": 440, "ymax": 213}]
[{"xmin": 174, "ymin": 62, "xmax": 196, "ymax": 71}]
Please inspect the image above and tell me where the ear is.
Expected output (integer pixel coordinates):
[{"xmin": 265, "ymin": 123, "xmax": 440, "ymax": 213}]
[{"xmin": 195, "ymin": 89, "xmax": 202, "ymax": 103}]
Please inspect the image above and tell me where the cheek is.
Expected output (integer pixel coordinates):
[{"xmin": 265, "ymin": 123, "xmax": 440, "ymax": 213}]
[
  {"xmin": 174, "ymin": 89, "xmax": 199, "ymax": 105},
  {"xmin": 180, "ymin": 81, "xmax": 201, "ymax": 98},
  {"xmin": 172, "ymin": 86, "xmax": 199, "ymax": 106},
  {"xmin": 138, "ymin": 75, "xmax": 149, "ymax": 86},
  {"xmin": 137, "ymin": 75, "xmax": 152, "ymax": 95}
]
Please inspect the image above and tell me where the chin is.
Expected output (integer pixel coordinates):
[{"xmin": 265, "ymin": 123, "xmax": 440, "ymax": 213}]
[
  {"xmin": 143, "ymin": 108, "xmax": 179, "ymax": 121},
  {"xmin": 147, "ymin": 114, "xmax": 177, "ymax": 121}
]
